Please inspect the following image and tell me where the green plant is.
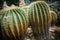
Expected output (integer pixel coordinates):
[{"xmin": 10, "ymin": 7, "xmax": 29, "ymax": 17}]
[
  {"xmin": 0, "ymin": 6, "xmax": 28, "ymax": 40},
  {"xmin": 50, "ymin": 11, "xmax": 57, "ymax": 22},
  {"xmin": 28, "ymin": 1, "xmax": 52, "ymax": 40}
]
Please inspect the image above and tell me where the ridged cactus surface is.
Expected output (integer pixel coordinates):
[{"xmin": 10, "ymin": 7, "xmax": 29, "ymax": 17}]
[
  {"xmin": 50, "ymin": 11, "xmax": 57, "ymax": 22},
  {"xmin": 28, "ymin": 1, "xmax": 52, "ymax": 40},
  {"xmin": 0, "ymin": 6, "xmax": 28, "ymax": 40}
]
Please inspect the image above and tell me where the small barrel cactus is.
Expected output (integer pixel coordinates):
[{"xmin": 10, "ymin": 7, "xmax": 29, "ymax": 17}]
[
  {"xmin": 0, "ymin": 6, "xmax": 28, "ymax": 40},
  {"xmin": 28, "ymin": 1, "xmax": 52, "ymax": 40},
  {"xmin": 22, "ymin": 6, "xmax": 29, "ymax": 14},
  {"xmin": 57, "ymin": 12, "xmax": 60, "ymax": 20},
  {"xmin": 50, "ymin": 11, "xmax": 57, "ymax": 23}
]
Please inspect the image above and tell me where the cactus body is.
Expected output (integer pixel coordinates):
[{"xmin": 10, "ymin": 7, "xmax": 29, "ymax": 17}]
[
  {"xmin": 28, "ymin": 1, "xmax": 52, "ymax": 40},
  {"xmin": 50, "ymin": 11, "xmax": 57, "ymax": 22},
  {"xmin": 0, "ymin": 6, "xmax": 28, "ymax": 40}
]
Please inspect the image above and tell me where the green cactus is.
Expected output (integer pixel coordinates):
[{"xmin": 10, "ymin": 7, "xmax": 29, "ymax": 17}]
[
  {"xmin": 50, "ymin": 11, "xmax": 57, "ymax": 22},
  {"xmin": 0, "ymin": 6, "xmax": 28, "ymax": 40},
  {"xmin": 28, "ymin": 1, "xmax": 52, "ymax": 40},
  {"xmin": 22, "ymin": 6, "xmax": 29, "ymax": 14},
  {"xmin": 57, "ymin": 12, "xmax": 60, "ymax": 20}
]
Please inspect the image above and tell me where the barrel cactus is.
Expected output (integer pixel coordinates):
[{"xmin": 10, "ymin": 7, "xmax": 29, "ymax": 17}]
[
  {"xmin": 0, "ymin": 6, "xmax": 28, "ymax": 40},
  {"xmin": 57, "ymin": 12, "xmax": 60, "ymax": 20},
  {"xmin": 50, "ymin": 11, "xmax": 57, "ymax": 23},
  {"xmin": 22, "ymin": 6, "xmax": 29, "ymax": 14},
  {"xmin": 28, "ymin": 1, "xmax": 52, "ymax": 40}
]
